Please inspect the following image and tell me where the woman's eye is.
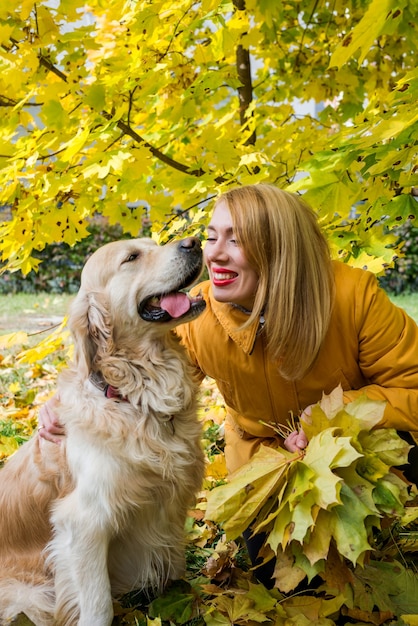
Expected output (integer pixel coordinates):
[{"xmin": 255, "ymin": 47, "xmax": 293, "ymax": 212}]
[{"xmin": 206, "ymin": 237, "xmax": 217, "ymax": 242}]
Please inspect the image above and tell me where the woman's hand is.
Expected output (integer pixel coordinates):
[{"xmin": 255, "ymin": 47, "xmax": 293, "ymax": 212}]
[
  {"xmin": 284, "ymin": 429, "xmax": 308, "ymax": 452},
  {"xmin": 283, "ymin": 405, "xmax": 312, "ymax": 452},
  {"xmin": 38, "ymin": 395, "xmax": 66, "ymax": 444}
]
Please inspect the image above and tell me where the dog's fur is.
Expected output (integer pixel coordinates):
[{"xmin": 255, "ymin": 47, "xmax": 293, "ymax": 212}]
[{"xmin": 0, "ymin": 237, "xmax": 206, "ymax": 626}]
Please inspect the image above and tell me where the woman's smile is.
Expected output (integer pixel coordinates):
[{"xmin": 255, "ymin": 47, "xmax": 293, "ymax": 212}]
[{"xmin": 211, "ymin": 267, "xmax": 238, "ymax": 285}]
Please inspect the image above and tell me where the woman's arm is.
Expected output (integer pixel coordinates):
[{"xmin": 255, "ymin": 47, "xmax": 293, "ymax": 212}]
[{"xmin": 344, "ymin": 270, "xmax": 418, "ymax": 433}]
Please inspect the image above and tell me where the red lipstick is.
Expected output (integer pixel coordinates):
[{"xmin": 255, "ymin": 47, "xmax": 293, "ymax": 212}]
[{"xmin": 211, "ymin": 267, "xmax": 238, "ymax": 286}]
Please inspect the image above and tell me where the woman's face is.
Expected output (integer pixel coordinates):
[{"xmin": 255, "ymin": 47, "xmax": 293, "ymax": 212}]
[{"xmin": 204, "ymin": 200, "xmax": 259, "ymax": 309}]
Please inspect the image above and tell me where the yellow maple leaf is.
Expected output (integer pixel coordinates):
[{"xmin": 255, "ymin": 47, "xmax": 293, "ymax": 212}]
[
  {"xmin": 206, "ymin": 445, "xmax": 292, "ymax": 540},
  {"xmin": 206, "ymin": 454, "xmax": 227, "ymax": 481},
  {"xmin": 8, "ymin": 381, "xmax": 21, "ymax": 394},
  {"xmin": 0, "ymin": 331, "xmax": 28, "ymax": 349},
  {"xmin": 0, "ymin": 436, "xmax": 20, "ymax": 460}
]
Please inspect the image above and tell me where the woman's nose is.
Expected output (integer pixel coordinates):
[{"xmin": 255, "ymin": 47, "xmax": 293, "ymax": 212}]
[{"xmin": 204, "ymin": 239, "xmax": 228, "ymax": 262}]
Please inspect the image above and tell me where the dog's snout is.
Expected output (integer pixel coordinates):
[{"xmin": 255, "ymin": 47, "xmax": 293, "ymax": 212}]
[{"xmin": 178, "ymin": 237, "xmax": 201, "ymax": 253}]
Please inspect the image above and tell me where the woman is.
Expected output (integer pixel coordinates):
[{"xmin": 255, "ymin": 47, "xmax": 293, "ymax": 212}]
[{"xmin": 40, "ymin": 184, "xmax": 418, "ymax": 587}]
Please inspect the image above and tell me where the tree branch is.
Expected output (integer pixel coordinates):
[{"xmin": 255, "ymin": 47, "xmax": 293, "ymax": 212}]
[
  {"xmin": 39, "ymin": 54, "xmax": 68, "ymax": 82},
  {"xmin": 0, "ymin": 96, "xmax": 21, "ymax": 107},
  {"xmin": 295, "ymin": 0, "xmax": 320, "ymax": 67},
  {"xmin": 101, "ymin": 110, "xmax": 212, "ymax": 178},
  {"xmin": 233, "ymin": 0, "xmax": 255, "ymax": 146},
  {"xmin": 7, "ymin": 40, "xmax": 226, "ymax": 182},
  {"xmin": 158, "ymin": 194, "xmax": 218, "ymax": 234}
]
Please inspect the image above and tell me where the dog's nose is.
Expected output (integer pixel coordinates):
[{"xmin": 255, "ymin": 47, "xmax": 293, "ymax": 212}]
[{"xmin": 178, "ymin": 237, "xmax": 202, "ymax": 252}]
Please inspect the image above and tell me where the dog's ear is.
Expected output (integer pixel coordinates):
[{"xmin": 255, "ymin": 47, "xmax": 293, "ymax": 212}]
[{"xmin": 68, "ymin": 290, "xmax": 113, "ymax": 376}]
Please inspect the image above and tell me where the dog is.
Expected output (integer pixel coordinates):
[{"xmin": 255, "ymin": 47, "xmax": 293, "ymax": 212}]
[{"xmin": 0, "ymin": 236, "xmax": 206, "ymax": 626}]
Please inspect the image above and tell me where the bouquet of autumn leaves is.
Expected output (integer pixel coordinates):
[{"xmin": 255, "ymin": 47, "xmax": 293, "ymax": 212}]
[{"xmin": 205, "ymin": 385, "xmax": 417, "ymax": 593}]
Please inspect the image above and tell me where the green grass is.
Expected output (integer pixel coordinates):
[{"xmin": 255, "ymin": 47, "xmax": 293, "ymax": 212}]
[
  {"xmin": 0, "ymin": 292, "xmax": 73, "ymax": 318},
  {"xmin": 0, "ymin": 292, "xmax": 74, "ymax": 337}
]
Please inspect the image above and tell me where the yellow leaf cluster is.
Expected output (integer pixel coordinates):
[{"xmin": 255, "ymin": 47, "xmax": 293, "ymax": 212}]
[{"xmin": 206, "ymin": 385, "xmax": 415, "ymax": 590}]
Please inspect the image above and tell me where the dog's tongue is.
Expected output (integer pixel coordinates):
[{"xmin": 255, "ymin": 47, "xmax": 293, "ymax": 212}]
[{"xmin": 160, "ymin": 293, "xmax": 191, "ymax": 318}]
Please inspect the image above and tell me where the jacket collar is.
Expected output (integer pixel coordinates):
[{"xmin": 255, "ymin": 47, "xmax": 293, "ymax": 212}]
[{"xmin": 208, "ymin": 288, "xmax": 261, "ymax": 354}]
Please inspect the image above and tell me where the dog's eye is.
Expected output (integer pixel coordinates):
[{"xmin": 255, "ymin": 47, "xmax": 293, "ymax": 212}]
[{"xmin": 125, "ymin": 253, "xmax": 140, "ymax": 263}]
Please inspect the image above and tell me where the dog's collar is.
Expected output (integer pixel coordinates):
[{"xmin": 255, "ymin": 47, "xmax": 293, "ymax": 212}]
[
  {"xmin": 88, "ymin": 372, "xmax": 175, "ymax": 433},
  {"xmin": 89, "ymin": 372, "xmax": 128, "ymax": 402}
]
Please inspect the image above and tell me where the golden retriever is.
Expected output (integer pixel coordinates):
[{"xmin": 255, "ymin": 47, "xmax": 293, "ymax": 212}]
[{"xmin": 0, "ymin": 237, "xmax": 206, "ymax": 626}]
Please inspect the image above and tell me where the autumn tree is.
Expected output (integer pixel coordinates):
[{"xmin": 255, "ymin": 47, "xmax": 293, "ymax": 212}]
[{"xmin": 0, "ymin": 0, "xmax": 417, "ymax": 276}]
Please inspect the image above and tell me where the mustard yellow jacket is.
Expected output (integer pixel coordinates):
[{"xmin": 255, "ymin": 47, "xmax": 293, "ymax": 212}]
[{"xmin": 177, "ymin": 261, "xmax": 418, "ymax": 474}]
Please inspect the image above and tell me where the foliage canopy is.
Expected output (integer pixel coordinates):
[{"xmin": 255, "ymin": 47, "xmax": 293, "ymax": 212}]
[{"xmin": 0, "ymin": 0, "xmax": 417, "ymax": 275}]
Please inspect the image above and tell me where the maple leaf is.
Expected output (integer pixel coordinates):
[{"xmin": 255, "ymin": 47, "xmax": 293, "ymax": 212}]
[
  {"xmin": 273, "ymin": 546, "xmax": 307, "ymax": 593},
  {"xmin": 372, "ymin": 475, "xmax": 410, "ymax": 516},
  {"xmin": 207, "ymin": 594, "xmax": 271, "ymax": 624},
  {"xmin": 303, "ymin": 509, "xmax": 333, "ymax": 566},
  {"xmin": 344, "ymin": 394, "xmax": 386, "ymax": 430},
  {"xmin": 16, "ymin": 320, "xmax": 70, "ymax": 364},
  {"xmin": 302, "ymin": 429, "xmax": 361, "ymax": 508},
  {"xmin": 148, "ymin": 580, "xmax": 199, "ymax": 625},
  {"xmin": 0, "ymin": 332, "xmax": 28, "ymax": 350},
  {"xmin": 353, "ymin": 559, "xmax": 418, "ymax": 615},
  {"xmin": 280, "ymin": 586, "xmax": 348, "ymax": 623},
  {"xmin": 205, "ymin": 445, "xmax": 292, "ymax": 540},
  {"xmin": 328, "ymin": 483, "xmax": 377, "ymax": 564},
  {"xmin": 359, "ymin": 428, "xmax": 411, "ymax": 467},
  {"xmin": 0, "ymin": 435, "xmax": 20, "ymax": 460},
  {"xmin": 205, "ymin": 454, "xmax": 227, "ymax": 481},
  {"xmin": 335, "ymin": 465, "xmax": 379, "ymax": 514}
]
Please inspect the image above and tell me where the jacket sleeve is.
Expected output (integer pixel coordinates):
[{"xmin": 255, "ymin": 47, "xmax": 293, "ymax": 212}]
[
  {"xmin": 174, "ymin": 322, "xmax": 206, "ymax": 384},
  {"xmin": 342, "ymin": 270, "xmax": 418, "ymax": 434}
]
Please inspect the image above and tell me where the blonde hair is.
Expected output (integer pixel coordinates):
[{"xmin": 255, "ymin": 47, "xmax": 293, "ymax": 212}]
[{"xmin": 217, "ymin": 184, "xmax": 334, "ymax": 380}]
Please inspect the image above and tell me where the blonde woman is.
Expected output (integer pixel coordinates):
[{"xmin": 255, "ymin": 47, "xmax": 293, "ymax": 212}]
[{"xmin": 40, "ymin": 184, "xmax": 418, "ymax": 588}]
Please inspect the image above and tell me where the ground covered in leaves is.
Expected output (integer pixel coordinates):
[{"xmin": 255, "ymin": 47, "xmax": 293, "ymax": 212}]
[{"xmin": 1, "ymin": 323, "xmax": 418, "ymax": 626}]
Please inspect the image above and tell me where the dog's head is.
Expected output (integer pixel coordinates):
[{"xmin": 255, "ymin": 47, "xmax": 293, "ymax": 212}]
[{"xmin": 68, "ymin": 237, "xmax": 206, "ymax": 376}]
